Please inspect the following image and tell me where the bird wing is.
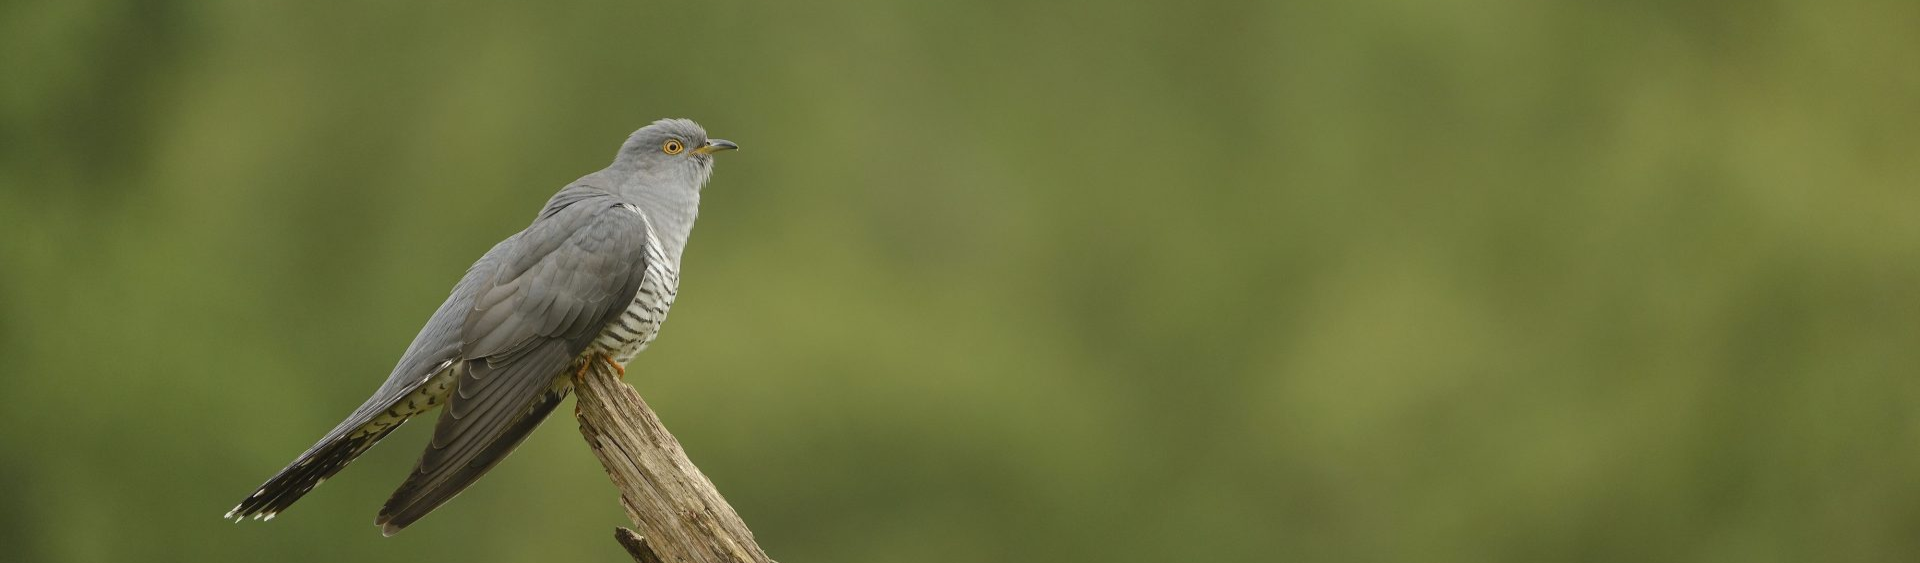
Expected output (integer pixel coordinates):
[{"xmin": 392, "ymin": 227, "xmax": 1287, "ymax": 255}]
[{"xmin": 376, "ymin": 192, "xmax": 654, "ymax": 534}]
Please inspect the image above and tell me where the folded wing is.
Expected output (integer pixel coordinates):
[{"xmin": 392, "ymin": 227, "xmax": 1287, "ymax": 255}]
[{"xmin": 376, "ymin": 195, "xmax": 653, "ymax": 535}]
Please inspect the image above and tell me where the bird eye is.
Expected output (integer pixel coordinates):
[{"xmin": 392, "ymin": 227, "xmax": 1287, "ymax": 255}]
[{"xmin": 662, "ymin": 139, "xmax": 685, "ymax": 155}]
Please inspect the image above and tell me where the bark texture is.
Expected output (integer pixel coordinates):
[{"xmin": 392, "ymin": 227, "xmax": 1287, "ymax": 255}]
[{"xmin": 573, "ymin": 362, "xmax": 774, "ymax": 563}]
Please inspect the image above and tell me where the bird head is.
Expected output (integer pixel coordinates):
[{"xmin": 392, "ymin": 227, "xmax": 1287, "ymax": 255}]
[{"xmin": 613, "ymin": 118, "xmax": 738, "ymax": 192}]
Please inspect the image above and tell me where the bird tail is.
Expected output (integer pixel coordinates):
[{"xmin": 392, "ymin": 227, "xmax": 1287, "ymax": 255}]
[
  {"xmin": 225, "ymin": 422, "xmax": 403, "ymax": 522},
  {"xmin": 228, "ymin": 360, "xmax": 459, "ymax": 522}
]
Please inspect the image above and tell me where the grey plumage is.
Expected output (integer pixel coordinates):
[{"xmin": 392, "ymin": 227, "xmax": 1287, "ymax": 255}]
[{"xmin": 226, "ymin": 119, "xmax": 736, "ymax": 535}]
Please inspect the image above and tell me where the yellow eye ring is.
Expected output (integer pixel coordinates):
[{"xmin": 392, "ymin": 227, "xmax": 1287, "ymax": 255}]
[{"xmin": 662, "ymin": 139, "xmax": 685, "ymax": 155}]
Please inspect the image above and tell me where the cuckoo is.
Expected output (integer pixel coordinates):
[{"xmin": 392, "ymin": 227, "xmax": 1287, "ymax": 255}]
[{"xmin": 225, "ymin": 118, "xmax": 738, "ymax": 536}]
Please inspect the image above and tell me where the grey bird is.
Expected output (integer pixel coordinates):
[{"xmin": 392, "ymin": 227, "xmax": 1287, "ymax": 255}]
[{"xmin": 225, "ymin": 118, "xmax": 738, "ymax": 536}]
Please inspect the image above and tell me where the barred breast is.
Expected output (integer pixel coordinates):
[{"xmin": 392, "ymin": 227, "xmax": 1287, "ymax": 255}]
[{"xmin": 588, "ymin": 214, "xmax": 680, "ymax": 365}]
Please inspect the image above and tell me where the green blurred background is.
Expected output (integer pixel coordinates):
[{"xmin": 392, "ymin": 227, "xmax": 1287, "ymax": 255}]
[{"xmin": 3, "ymin": 0, "xmax": 1918, "ymax": 561}]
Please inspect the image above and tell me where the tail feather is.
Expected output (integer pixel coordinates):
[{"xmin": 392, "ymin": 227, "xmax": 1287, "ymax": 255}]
[{"xmin": 225, "ymin": 425, "xmax": 401, "ymax": 521}]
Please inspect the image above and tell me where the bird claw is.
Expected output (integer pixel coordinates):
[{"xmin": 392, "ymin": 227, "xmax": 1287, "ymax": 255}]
[
  {"xmin": 574, "ymin": 353, "xmax": 625, "ymax": 384},
  {"xmin": 599, "ymin": 353, "xmax": 626, "ymax": 379}
]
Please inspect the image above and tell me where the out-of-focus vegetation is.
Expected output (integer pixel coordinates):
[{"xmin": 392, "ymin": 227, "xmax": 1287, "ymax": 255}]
[{"xmin": 3, "ymin": 0, "xmax": 1918, "ymax": 561}]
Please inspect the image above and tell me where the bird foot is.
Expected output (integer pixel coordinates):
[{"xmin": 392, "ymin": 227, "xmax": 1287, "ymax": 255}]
[
  {"xmin": 598, "ymin": 353, "xmax": 626, "ymax": 379},
  {"xmin": 573, "ymin": 353, "xmax": 626, "ymax": 384}
]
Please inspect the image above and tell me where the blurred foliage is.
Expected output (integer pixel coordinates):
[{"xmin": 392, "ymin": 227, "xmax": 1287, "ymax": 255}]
[{"xmin": 3, "ymin": 0, "xmax": 1919, "ymax": 561}]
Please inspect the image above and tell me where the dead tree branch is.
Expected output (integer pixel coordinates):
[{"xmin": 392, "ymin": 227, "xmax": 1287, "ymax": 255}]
[{"xmin": 573, "ymin": 362, "xmax": 775, "ymax": 563}]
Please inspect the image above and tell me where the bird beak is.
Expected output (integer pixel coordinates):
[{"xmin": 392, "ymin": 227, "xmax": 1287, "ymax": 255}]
[{"xmin": 693, "ymin": 139, "xmax": 739, "ymax": 155}]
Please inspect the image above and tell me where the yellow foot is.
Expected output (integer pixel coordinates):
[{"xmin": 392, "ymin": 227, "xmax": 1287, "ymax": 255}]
[{"xmin": 598, "ymin": 353, "xmax": 626, "ymax": 379}]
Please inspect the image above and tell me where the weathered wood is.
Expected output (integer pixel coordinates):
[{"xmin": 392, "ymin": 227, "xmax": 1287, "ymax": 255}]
[
  {"xmin": 615, "ymin": 527, "xmax": 666, "ymax": 563},
  {"xmin": 573, "ymin": 362, "xmax": 774, "ymax": 563}
]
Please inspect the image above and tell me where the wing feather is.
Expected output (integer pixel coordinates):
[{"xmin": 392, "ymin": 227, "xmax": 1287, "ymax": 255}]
[{"xmin": 375, "ymin": 192, "xmax": 654, "ymax": 534}]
